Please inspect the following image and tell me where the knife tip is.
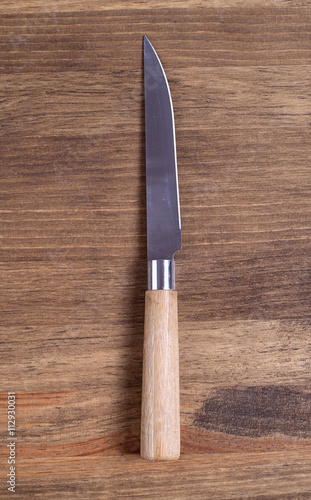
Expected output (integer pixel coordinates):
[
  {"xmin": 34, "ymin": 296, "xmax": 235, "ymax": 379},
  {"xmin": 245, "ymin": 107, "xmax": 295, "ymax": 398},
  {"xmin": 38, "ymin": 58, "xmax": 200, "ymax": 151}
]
[{"xmin": 144, "ymin": 36, "xmax": 157, "ymax": 59}]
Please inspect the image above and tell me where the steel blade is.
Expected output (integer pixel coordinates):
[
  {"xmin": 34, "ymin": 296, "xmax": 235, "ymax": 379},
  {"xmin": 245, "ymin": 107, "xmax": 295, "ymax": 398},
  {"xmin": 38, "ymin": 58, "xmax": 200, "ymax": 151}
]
[{"xmin": 144, "ymin": 36, "xmax": 181, "ymax": 262}]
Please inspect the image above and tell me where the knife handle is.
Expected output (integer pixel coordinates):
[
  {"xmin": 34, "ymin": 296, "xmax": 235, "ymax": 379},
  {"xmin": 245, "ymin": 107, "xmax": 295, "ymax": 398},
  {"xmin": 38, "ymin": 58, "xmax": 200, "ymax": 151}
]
[{"xmin": 141, "ymin": 290, "xmax": 180, "ymax": 461}]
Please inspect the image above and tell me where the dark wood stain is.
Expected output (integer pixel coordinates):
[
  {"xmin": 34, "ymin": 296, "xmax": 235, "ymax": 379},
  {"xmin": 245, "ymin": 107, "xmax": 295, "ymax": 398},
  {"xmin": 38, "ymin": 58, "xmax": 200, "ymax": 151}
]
[{"xmin": 194, "ymin": 386, "xmax": 311, "ymax": 438}]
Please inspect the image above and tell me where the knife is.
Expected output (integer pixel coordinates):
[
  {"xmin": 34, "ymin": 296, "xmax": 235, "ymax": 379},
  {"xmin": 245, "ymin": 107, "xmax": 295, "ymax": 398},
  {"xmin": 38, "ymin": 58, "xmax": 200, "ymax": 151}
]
[{"xmin": 141, "ymin": 36, "xmax": 182, "ymax": 461}]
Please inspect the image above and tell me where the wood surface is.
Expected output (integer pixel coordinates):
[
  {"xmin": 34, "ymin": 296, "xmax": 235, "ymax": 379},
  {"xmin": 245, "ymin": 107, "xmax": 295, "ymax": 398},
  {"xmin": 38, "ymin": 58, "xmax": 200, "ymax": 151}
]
[
  {"xmin": 0, "ymin": 0, "xmax": 311, "ymax": 497},
  {"xmin": 141, "ymin": 291, "xmax": 180, "ymax": 461}
]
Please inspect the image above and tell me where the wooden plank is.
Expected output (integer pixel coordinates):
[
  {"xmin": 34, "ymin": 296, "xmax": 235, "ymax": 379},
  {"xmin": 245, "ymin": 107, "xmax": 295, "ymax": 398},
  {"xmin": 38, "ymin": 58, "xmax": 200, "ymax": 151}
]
[
  {"xmin": 1, "ymin": 7, "xmax": 311, "ymax": 74},
  {"xmin": 0, "ymin": 0, "xmax": 309, "ymax": 14},
  {"xmin": 0, "ymin": 0, "xmax": 310, "ymax": 497},
  {"xmin": 7, "ymin": 453, "xmax": 311, "ymax": 499},
  {"xmin": 0, "ymin": 320, "xmax": 310, "ymax": 456}
]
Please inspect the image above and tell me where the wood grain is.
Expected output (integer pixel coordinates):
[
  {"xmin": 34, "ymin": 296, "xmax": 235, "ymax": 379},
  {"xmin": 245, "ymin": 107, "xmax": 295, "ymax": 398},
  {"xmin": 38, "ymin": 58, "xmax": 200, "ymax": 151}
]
[{"xmin": 0, "ymin": 0, "xmax": 311, "ymax": 497}]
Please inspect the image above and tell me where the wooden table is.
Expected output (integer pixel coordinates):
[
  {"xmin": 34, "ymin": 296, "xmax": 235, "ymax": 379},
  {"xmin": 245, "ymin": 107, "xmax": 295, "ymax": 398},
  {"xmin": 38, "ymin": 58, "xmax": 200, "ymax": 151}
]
[{"xmin": 1, "ymin": 1, "xmax": 310, "ymax": 497}]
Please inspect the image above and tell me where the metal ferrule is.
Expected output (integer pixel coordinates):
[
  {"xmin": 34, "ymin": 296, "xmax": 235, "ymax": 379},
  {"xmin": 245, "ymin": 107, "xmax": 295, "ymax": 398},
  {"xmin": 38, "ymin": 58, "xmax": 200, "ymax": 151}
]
[{"xmin": 147, "ymin": 259, "xmax": 175, "ymax": 291}]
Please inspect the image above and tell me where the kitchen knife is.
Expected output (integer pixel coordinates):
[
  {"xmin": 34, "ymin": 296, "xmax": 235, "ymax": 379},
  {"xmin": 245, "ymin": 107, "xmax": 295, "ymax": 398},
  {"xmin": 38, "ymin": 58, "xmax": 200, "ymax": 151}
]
[{"xmin": 141, "ymin": 36, "xmax": 182, "ymax": 461}]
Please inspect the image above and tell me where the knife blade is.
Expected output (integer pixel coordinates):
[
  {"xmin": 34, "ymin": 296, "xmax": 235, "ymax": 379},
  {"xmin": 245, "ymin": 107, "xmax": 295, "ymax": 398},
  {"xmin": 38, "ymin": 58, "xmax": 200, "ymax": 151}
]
[{"xmin": 141, "ymin": 36, "xmax": 182, "ymax": 461}]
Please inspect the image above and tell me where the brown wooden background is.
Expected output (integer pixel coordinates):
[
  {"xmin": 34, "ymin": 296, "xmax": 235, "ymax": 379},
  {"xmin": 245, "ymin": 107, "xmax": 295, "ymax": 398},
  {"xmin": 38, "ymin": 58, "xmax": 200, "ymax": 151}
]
[{"xmin": 1, "ymin": 0, "xmax": 311, "ymax": 498}]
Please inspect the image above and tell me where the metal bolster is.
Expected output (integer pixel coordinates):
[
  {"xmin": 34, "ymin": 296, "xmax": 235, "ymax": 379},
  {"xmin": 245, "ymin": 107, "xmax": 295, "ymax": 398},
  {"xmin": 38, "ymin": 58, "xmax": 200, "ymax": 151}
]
[{"xmin": 147, "ymin": 259, "xmax": 175, "ymax": 291}]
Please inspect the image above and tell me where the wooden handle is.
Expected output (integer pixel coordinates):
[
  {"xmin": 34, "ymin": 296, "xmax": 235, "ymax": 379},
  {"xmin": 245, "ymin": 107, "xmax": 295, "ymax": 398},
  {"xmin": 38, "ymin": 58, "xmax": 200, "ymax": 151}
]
[{"xmin": 141, "ymin": 290, "xmax": 180, "ymax": 461}]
